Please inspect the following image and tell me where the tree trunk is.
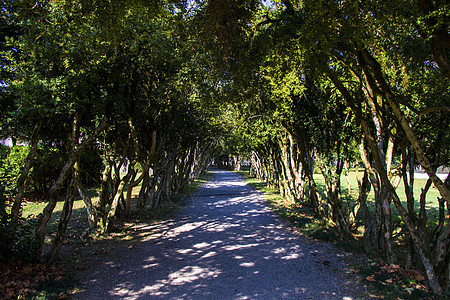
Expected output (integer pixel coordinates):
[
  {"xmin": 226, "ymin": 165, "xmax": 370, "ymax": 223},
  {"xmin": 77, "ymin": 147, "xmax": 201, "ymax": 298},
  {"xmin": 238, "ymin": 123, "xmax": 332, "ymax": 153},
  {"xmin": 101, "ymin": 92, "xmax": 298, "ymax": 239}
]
[
  {"xmin": 356, "ymin": 168, "xmax": 371, "ymax": 231},
  {"xmin": 318, "ymin": 158, "xmax": 350, "ymax": 235},
  {"xmin": 74, "ymin": 160, "xmax": 96, "ymax": 229},
  {"xmin": 359, "ymin": 49, "xmax": 450, "ymax": 206},
  {"xmin": 251, "ymin": 151, "xmax": 265, "ymax": 180},
  {"xmin": 104, "ymin": 162, "xmax": 134, "ymax": 233},
  {"xmin": 93, "ymin": 160, "xmax": 112, "ymax": 233},
  {"xmin": 11, "ymin": 119, "xmax": 43, "ymax": 220},
  {"xmin": 137, "ymin": 170, "xmax": 150, "ymax": 210},
  {"xmin": 233, "ymin": 154, "xmax": 241, "ymax": 172},
  {"xmin": 126, "ymin": 158, "xmax": 150, "ymax": 215},
  {"xmin": 326, "ymin": 65, "xmax": 444, "ymax": 295},
  {"xmin": 45, "ymin": 176, "xmax": 76, "ymax": 264},
  {"xmin": 34, "ymin": 117, "xmax": 108, "ymax": 261}
]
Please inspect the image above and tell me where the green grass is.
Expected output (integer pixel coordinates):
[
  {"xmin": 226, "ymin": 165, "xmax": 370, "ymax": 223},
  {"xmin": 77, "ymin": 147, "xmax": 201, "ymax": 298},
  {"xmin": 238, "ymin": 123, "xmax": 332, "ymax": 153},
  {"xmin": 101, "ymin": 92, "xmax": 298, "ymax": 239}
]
[
  {"xmin": 237, "ymin": 168, "xmax": 443, "ymax": 242},
  {"xmin": 20, "ymin": 171, "xmax": 214, "ymax": 240},
  {"xmin": 313, "ymin": 169, "xmax": 442, "ymax": 210},
  {"xmin": 22, "ymin": 199, "xmax": 88, "ymax": 219},
  {"xmin": 21, "ymin": 196, "xmax": 94, "ymax": 245}
]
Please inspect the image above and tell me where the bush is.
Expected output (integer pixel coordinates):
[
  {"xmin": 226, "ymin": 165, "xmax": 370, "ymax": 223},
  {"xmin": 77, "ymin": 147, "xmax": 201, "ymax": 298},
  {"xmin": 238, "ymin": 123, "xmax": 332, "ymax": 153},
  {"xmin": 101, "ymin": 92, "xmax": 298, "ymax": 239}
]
[
  {"xmin": 0, "ymin": 145, "xmax": 70, "ymax": 200},
  {"xmin": 30, "ymin": 146, "xmax": 65, "ymax": 198},
  {"xmin": 0, "ymin": 145, "xmax": 62, "ymax": 263},
  {"xmin": 79, "ymin": 147, "xmax": 102, "ymax": 186},
  {"xmin": 0, "ymin": 183, "xmax": 39, "ymax": 264},
  {"xmin": 0, "ymin": 145, "xmax": 30, "ymax": 198},
  {"xmin": 0, "ymin": 145, "xmax": 9, "ymax": 161},
  {"xmin": 0, "ymin": 215, "xmax": 40, "ymax": 264}
]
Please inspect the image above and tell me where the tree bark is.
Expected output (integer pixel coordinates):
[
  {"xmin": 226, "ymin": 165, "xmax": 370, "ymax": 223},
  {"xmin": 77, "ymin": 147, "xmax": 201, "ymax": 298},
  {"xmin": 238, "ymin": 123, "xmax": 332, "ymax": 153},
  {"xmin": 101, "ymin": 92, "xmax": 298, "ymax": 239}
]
[
  {"xmin": 359, "ymin": 49, "xmax": 450, "ymax": 206},
  {"xmin": 105, "ymin": 161, "xmax": 134, "ymax": 233},
  {"xmin": 126, "ymin": 158, "xmax": 150, "ymax": 215},
  {"xmin": 34, "ymin": 117, "xmax": 108, "ymax": 261},
  {"xmin": 45, "ymin": 176, "xmax": 76, "ymax": 264},
  {"xmin": 11, "ymin": 119, "xmax": 43, "ymax": 220},
  {"xmin": 74, "ymin": 159, "xmax": 96, "ymax": 229},
  {"xmin": 326, "ymin": 65, "xmax": 444, "ymax": 295},
  {"xmin": 93, "ymin": 159, "xmax": 112, "ymax": 233},
  {"xmin": 137, "ymin": 170, "xmax": 150, "ymax": 209}
]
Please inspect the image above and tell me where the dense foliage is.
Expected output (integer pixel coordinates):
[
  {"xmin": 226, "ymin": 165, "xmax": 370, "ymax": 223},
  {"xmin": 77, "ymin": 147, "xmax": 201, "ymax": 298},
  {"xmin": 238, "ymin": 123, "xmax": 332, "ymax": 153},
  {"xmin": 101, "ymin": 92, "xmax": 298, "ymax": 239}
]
[{"xmin": 0, "ymin": 0, "xmax": 448, "ymax": 295}]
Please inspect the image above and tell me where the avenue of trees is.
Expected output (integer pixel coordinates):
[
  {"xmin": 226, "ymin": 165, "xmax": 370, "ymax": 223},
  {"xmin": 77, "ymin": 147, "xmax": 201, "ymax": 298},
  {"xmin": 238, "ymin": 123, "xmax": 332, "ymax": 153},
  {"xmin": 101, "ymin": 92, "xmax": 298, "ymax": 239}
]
[
  {"xmin": 0, "ymin": 0, "xmax": 223, "ymax": 264},
  {"xmin": 0, "ymin": 0, "xmax": 449, "ymax": 295}
]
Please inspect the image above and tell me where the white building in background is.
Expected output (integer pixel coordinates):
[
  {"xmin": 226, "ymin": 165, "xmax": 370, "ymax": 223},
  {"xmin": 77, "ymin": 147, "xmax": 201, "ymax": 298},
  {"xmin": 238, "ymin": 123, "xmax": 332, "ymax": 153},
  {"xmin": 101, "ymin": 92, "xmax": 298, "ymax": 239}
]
[
  {"xmin": 412, "ymin": 165, "xmax": 449, "ymax": 180},
  {"xmin": 0, "ymin": 138, "xmax": 13, "ymax": 147}
]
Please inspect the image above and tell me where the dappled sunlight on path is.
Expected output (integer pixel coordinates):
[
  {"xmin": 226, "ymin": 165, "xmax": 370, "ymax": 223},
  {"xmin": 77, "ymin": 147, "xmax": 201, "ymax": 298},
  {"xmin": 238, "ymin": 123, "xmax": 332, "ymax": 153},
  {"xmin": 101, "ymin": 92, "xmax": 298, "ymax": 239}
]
[{"xmin": 75, "ymin": 169, "xmax": 365, "ymax": 299}]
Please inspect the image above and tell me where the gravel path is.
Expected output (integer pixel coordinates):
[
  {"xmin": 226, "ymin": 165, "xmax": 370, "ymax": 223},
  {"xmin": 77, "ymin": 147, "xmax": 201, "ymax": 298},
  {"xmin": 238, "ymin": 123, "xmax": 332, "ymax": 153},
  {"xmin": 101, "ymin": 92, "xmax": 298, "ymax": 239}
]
[{"xmin": 74, "ymin": 169, "xmax": 368, "ymax": 299}]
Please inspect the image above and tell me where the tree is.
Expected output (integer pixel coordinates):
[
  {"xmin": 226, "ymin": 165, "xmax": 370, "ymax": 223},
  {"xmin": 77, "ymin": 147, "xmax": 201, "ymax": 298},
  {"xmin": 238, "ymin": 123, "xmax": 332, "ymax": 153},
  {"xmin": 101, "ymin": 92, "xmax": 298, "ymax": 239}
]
[{"xmin": 193, "ymin": 0, "xmax": 449, "ymax": 294}]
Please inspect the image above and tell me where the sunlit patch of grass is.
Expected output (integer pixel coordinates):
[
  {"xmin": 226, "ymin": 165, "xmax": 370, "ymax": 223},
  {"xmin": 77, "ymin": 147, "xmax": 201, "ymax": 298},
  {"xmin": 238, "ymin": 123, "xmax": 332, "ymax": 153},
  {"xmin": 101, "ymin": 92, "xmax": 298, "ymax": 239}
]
[
  {"xmin": 313, "ymin": 170, "xmax": 442, "ymax": 211},
  {"xmin": 22, "ymin": 199, "xmax": 88, "ymax": 218}
]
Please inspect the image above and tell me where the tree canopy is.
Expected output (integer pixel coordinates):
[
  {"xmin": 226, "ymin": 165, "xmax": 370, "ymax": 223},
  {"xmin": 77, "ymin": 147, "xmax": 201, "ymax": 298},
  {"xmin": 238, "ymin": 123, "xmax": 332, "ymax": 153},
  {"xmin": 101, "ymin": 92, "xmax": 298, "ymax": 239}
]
[{"xmin": 0, "ymin": 0, "xmax": 449, "ymax": 296}]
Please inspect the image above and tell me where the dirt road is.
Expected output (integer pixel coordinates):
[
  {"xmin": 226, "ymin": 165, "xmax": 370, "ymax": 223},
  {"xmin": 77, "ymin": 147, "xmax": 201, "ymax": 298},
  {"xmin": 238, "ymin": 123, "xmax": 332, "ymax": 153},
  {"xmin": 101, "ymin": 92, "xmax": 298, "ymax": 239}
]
[{"xmin": 74, "ymin": 169, "xmax": 367, "ymax": 299}]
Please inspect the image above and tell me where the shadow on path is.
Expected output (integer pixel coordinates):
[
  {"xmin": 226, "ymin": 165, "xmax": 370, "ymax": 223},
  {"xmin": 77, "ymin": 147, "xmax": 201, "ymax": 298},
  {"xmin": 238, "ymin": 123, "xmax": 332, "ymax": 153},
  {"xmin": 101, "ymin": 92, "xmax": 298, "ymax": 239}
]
[{"xmin": 74, "ymin": 169, "xmax": 366, "ymax": 299}]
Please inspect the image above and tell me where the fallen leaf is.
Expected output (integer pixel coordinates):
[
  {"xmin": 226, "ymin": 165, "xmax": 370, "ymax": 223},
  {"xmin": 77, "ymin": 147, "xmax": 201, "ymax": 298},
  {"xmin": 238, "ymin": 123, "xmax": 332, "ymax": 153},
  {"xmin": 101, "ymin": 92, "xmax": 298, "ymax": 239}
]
[
  {"xmin": 388, "ymin": 264, "xmax": 400, "ymax": 273},
  {"xmin": 415, "ymin": 284, "xmax": 426, "ymax": 290},
  {"xmin": 385, "ymin": 278, "xmax": 394, "ymax": 283},
  {"xmin": 414, "ymin": 274, "xmax": 425, "ymax": 282},
  {"xmin": 128, "ymin": 244, "xmax": 135, "ymax": 249},
  {"xmin": 366, "ymin": 275, "xmax": 376, "ymax": 282},
  {"xmin": 18, "ymin": 288, "xmax": 30, "ymax": 296}
]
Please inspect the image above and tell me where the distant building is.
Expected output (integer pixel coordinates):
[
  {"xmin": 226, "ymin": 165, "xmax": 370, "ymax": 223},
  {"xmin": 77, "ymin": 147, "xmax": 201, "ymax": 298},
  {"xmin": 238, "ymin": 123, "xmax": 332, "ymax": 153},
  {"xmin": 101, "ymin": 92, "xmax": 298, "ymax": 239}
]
[{"xmin": 0, "ymin": 138, "xmax": 13, "ymax": 147}]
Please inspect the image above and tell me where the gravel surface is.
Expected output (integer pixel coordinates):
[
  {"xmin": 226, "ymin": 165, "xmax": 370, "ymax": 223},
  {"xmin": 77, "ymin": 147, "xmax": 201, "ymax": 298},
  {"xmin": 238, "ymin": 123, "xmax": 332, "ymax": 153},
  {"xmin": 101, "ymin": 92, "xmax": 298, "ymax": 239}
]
[{"xmin": 73, "ymin": 169, "xmax": 368, "ymax": 299}]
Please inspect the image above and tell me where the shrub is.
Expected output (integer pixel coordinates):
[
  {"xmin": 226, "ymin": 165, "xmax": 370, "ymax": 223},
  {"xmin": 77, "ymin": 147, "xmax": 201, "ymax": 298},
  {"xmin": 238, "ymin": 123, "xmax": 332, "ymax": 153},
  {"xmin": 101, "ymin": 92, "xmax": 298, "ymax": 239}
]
[
  {"xmin": 0, "ymin": 145, "xmax": 30, "ymax": 198},
  {"xmin": 30, "ymin": 147, "xmax": 65, "ymax": 198},
  {"xmin": 0, "ymin": 214, "xmax": 40, "ymax": 264},
  {"xmin": 0, "ymin": 145, "xmax": 9, "ymax": 161},
  {"xmin": 79, "ymin": 147, "xmax": 102, "ymax": 186}
]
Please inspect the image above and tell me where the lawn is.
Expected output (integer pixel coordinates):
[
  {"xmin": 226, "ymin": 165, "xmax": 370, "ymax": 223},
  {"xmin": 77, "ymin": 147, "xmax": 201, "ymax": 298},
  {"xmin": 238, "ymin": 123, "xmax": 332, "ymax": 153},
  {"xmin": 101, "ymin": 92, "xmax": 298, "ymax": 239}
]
[{"xmin": 312, "ymin": 169, "xmax": 442, "ymax": 211}]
